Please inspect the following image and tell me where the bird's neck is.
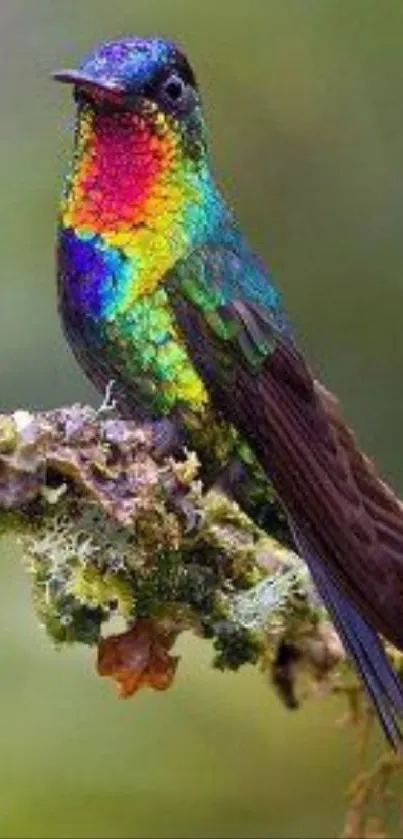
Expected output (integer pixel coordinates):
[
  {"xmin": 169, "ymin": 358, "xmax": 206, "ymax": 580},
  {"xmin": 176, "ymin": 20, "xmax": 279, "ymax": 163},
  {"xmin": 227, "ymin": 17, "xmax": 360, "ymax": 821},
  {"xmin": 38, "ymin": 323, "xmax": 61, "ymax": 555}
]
[{"xmin": 60, "ymin": 103, "xmax": 223, "ymax": 299}]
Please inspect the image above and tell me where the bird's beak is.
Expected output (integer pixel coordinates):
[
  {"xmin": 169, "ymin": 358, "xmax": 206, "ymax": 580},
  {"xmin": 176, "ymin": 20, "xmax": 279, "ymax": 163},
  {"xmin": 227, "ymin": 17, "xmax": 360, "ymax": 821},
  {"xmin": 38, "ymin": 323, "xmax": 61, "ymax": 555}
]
[{"xmin": 52, "ymin": 69, "xmax": 125, "ymax": 101}]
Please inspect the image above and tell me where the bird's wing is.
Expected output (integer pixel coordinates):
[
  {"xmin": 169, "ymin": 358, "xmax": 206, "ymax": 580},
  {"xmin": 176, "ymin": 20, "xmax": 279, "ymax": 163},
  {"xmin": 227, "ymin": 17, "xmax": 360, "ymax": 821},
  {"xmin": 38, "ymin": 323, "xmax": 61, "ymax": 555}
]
[
  {"xmin": 167, "ymin": 243, "xmax": 403, "ymax": 646},
  {"xmin": 167, "ymin": 243, "xmax": 403, "ymax": 745}
]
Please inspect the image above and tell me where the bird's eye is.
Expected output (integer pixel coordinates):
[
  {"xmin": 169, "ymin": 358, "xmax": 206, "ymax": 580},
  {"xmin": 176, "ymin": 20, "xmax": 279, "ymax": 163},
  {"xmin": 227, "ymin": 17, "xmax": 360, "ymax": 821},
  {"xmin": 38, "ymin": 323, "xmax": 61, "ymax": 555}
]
[{"xmin": 161, "ymin": 72, "xmax": 187, "ymax": 103}]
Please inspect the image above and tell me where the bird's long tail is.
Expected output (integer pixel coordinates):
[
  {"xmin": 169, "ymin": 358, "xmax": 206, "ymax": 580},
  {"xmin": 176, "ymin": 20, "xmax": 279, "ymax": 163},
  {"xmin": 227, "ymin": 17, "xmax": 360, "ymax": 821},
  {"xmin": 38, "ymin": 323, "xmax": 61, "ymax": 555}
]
[
  {"xmin": 227, "ymin": 340, "xmax": 403, "ymax": 746},
  {"xmin": 291, "ymin": 523, "xmax": 403, "ymax": 748}
]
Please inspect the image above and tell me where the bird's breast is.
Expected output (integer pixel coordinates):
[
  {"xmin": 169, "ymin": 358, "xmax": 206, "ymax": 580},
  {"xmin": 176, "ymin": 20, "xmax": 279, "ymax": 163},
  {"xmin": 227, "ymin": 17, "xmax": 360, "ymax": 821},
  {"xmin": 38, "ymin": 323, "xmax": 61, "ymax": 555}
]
[{"xmin": 58, "ymin": 226, "xmax": 209, "ymax": 417}]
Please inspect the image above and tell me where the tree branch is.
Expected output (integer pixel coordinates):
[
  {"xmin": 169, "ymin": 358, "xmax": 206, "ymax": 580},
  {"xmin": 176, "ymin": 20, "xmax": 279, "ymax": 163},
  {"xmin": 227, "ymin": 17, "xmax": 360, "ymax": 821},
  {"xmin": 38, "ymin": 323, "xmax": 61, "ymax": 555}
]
[
  {"xmin": 1, "ymin": 404, "xmax": 402, "ymax": 837},
  {"xmin": 0, "ymin": 404, "xmax": 337, "ymax": 678}
]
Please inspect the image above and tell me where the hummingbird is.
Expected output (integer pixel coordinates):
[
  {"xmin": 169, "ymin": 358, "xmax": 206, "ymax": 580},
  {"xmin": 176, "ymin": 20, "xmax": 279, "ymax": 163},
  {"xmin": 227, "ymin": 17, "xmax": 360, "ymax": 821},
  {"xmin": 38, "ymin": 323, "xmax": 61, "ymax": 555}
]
[{"xmin": 54, "ymin": 36, "xmax": 403, "ymax": 746}]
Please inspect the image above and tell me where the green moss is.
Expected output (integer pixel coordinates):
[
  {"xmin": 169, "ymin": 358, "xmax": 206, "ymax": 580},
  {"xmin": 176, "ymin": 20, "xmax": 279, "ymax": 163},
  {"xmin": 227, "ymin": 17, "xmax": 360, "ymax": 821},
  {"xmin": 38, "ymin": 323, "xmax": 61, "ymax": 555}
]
[
  {"xmin": 0, "ymin": 416, "xmax": 18, "ymax": 453},
  {"xmin": 212, "ymin": 623, "xmax": 263, "ymax": 671},
  {"xmin": 66, "ymin": 564, "xmax": 134, "ymax": 618}
]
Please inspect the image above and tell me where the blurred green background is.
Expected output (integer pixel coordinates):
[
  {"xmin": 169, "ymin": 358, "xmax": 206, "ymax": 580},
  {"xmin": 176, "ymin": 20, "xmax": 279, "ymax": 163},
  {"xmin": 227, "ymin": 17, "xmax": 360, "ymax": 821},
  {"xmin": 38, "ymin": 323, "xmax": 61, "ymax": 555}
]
[{"xmin": 1, "ymin": 1, "xmax": 403, "ymax": 836}]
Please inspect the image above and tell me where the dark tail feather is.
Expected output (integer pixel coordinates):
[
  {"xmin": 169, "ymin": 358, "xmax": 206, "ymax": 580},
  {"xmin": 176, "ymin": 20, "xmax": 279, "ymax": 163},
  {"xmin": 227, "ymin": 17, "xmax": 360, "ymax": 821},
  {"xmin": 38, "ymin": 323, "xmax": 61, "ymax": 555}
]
[{"xmin": 291, "ymin": 523, "xmax": 403, "ymax": 749}]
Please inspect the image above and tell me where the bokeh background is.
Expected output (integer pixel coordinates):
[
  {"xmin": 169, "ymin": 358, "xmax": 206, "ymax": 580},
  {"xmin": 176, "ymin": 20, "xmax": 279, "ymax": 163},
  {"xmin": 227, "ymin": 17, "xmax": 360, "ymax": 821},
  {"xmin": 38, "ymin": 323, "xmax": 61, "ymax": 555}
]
[{"xmin": 1, "ymin": 1, "xmax": 403, "ymax": 836}]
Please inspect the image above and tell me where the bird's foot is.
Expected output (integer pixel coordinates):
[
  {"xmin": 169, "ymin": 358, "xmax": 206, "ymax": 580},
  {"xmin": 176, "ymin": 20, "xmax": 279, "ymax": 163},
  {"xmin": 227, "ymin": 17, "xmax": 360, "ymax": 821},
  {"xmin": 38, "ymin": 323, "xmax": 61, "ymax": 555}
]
[{"xmin": 97, "ymin": 379, "xmax": 118, "ymax": 417}]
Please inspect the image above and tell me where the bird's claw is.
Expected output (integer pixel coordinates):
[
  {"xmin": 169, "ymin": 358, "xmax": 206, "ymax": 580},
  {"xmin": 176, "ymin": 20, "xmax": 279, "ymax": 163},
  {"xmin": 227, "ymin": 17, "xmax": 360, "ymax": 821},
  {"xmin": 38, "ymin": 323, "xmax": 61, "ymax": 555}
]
[{"xmin": 97, "ymin": 380, "xmax": 118, "ymax": 417}]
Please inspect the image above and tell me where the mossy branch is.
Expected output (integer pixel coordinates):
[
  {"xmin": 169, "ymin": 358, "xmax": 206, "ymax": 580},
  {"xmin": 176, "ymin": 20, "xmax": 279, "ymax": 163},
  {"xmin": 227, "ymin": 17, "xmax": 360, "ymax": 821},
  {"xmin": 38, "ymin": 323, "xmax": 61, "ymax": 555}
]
[
  {"xmin": 0, "ymin": 404, "xmax": 336, "ymax": 675},
  {"xmin": 1, "ymin": 404, "xmax": 403, "ymax": 837}
]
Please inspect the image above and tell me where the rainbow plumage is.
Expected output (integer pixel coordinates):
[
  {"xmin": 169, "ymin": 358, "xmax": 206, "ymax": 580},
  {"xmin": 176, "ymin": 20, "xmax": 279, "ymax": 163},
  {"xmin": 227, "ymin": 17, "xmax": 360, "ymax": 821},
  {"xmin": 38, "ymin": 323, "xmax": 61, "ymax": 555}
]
[
  {"xmin": 59, "ymin": 69, "xmax": 221, "ymax": 412},
  {"xmin": 56, "ymin": 36, "xmax": 403, "ymax": 748}
]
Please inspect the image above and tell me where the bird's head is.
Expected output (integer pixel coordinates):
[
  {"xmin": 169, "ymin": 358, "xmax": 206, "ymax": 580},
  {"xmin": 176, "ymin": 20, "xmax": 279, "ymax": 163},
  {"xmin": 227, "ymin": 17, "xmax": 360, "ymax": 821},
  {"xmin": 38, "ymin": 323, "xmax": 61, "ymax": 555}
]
[
  {"xmin": 55, "ymin": 37, "xmax": 215, "ymax": 239},
  {"xmin": 54, "ymin": 36, "xmax": 207, "ymax": 161}
]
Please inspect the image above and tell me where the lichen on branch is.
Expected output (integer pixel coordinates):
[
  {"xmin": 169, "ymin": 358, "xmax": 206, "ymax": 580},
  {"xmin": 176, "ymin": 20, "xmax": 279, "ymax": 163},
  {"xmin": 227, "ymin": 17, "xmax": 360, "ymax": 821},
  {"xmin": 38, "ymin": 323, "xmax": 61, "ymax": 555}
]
[
  {"xmin": 0, "ymin": 404, "xmax": 340, "ymax": 690},
  {"xmin": 0, "ymin": 404, "xmax": 402, "ymax": 837}
]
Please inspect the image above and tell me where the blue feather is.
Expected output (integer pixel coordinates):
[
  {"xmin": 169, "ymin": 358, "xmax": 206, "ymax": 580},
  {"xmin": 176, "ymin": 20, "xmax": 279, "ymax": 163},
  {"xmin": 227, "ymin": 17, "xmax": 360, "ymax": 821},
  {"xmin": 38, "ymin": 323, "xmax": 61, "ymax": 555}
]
[{"xmin": 291, "ymin": 523, "xmax": 403, "ymax": 749}]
